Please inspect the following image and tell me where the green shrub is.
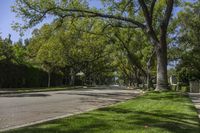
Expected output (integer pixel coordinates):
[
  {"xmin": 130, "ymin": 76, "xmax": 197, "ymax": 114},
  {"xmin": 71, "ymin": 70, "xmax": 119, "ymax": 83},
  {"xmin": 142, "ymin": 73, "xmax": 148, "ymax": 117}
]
[
  {"xmin": 171, "ymin": 85, "xmax": 177, "ymax": 91},
  {"xmin": 0, "ymin": 60, "xmax": 63, "ymax": 89},
  {"xmin": 180, "ymin": 86, "xmax": 190, "ymax": 92}
]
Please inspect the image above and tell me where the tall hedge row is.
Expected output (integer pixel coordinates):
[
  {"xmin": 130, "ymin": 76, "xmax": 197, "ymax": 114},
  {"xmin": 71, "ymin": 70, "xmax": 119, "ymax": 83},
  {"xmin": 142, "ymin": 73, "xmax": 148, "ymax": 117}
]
[{"xmin": 0, "ymin": 60, "xmax": 63, "ymax": 88}]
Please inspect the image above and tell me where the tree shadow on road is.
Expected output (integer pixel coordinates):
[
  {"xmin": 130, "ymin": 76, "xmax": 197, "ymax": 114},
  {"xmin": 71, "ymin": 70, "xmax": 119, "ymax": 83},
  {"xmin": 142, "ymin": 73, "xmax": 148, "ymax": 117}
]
[{"xmin": 0, "ymin": 93, "xmax": 51, "ymax": 98}]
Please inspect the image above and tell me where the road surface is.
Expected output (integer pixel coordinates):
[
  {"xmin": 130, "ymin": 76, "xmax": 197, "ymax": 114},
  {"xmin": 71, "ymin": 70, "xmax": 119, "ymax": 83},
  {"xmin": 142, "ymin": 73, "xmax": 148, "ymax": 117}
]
[{"xmin": 0, "ymin": 86, "xmax": 141, "ymax": 131}]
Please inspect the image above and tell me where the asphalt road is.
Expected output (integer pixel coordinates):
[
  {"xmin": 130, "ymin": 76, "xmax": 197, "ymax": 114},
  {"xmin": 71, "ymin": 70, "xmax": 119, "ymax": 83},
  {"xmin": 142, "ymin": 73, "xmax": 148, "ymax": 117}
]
[{"xmin": 0, "ymin": 86, "xmax": 141, "ymax": 132}]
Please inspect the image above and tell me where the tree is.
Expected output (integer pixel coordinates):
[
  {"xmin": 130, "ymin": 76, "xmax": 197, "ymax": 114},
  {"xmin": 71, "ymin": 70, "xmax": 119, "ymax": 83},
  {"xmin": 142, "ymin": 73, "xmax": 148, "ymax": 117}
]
[
  {"xmin": 0, "ymin": 35, "xmax": 14, "ymax": 62},
  {"xmin": 58, "ymin": 18, "xmax": 116, "ymax": 85},
  {"xmin": 13, "ymin": 0, "xmax": 175, "ymax": 90},
  {"xmin": 26, "ymin": 18, "xmax": 116, "ymax": 86},
  {"xmin": 105, "ymin": 27, "xmax": 154, "ymax": 88},
  {"xmin": 28, "ymin": 24, "xmax": 66, "ymax": 87},
  {"xmin": 175, "ymin": 1, "xmax": 200, "ymax": 83},
  {"xmin": 12, "ymin": 39, "xmax": 28, "ymax": 64},
  {"xmin": 37, "ymin": 42, "xmax": 65, "ymax": 87}
]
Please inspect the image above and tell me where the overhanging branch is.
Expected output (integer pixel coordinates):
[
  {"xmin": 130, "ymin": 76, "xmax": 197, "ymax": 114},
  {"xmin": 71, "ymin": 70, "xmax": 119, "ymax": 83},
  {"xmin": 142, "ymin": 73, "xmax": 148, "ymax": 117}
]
[
  {"xmin": 21, "ymin": 1, "xmax": 146, "ymax": 29},
  {"xmin": 56, "ymin": 7, "xmax": 146, "ymax": 29}
]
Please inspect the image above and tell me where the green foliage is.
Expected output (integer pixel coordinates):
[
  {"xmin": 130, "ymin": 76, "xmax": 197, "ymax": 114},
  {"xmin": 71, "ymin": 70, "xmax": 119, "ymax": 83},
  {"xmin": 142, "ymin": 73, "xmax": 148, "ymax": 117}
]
[
  {"xmin": 0, "ymin": 34, "xmax": 64, "ymax": 88},
  {"xmin": 175, "ymin": 0, "xmax": 200, "ymax": 83},
  {"xmin": 25, "ymin": 18, "xmax": 117, "ymax": 86},
  {"xmin": 12, "ymin": 42, "xmax": 27, "ymax": 64},
  {"xmin": 179, "ymin": 86, "xmax": 190, "ymax": 93},
  {"xmin": 36, "ymin": 37, "xmax": 65, "ymax": 73},
  {"xmin": 11, "ymin": 0, "xmax": 178, "ymax": 90},
  {"xmin": 111, "ymin": 28, "xmax": 155, "ymax": 85},
  {"xmin": 0, "ymin": 60, "xmax": 63, "ymax": 88},
  {"xmin": 0, "ymin": 36, "xmax": 14, "ymax": 61}
]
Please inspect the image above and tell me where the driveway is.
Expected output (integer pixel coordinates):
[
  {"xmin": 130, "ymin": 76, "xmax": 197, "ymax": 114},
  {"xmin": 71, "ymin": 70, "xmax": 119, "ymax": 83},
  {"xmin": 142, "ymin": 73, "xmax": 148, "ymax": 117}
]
[{"xmin": 0, "ymin": 86, "xmax": 142, "ymax": 132}]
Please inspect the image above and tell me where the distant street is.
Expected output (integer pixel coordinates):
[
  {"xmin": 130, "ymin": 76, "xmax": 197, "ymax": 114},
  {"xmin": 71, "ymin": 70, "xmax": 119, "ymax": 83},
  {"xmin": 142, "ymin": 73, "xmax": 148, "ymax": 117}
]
[{"xmin": 0, "ymin": 86, "xmax": 141, "ymax": 131}]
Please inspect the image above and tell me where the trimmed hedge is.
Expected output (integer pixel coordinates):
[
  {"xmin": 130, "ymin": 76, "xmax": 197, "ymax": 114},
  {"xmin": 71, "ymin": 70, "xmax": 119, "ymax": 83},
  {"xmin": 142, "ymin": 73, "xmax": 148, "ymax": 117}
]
[{"xmin": 0, "ymin": 60, "xmax": 63, "ymax": 88}]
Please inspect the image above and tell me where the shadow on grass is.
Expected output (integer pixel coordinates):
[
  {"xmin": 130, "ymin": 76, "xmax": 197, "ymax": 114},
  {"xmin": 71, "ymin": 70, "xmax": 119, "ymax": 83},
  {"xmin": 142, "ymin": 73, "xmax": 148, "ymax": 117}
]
[
  {"xmin": 129, "ymin": 110, "xmax": 200, "ymax": 132},
  {"xmin": 7, "ymin": 107, "xmax": 200, "ymax": 133},
  {"xmin": 98, "ymin": 107, "xmax": 200, "ymax": 133}
]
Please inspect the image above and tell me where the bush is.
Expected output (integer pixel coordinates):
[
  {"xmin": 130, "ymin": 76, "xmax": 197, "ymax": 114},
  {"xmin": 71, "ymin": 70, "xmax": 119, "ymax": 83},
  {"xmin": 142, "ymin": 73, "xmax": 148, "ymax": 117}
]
[
  {"xmin": 180, "ymin": 86, "xmax": 189, "ymax": 92},
  {"xmin": 177, "ymin": 83, "xmax": 190, "ymax": 92},
  {"xmin": 0, "ymin": 60, "xmax": 63, "ymax": 89},
  {"xmin": 171, "ymin": 85, "xmax": 177, "ymax": 91}
]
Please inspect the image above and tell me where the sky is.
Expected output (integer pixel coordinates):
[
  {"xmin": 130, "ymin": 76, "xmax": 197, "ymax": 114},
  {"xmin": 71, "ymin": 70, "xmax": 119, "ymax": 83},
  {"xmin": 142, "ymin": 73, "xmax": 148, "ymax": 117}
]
[
  {"xmin": 0, "ymin": 0, "xmax": 193, "ymax": 43},
  {"xmin": 0, "ymin": 0, "xmax": 20, "ymax": 42},
  {"xmin": 0, "ymin": 0, "xmax": 102, "ymax": 42}
]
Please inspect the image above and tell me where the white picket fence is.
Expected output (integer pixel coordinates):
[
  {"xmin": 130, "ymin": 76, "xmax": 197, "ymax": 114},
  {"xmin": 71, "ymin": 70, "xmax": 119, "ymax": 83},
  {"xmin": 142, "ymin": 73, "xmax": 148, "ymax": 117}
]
[{"xmin": 190, "ymin": 81, "xmax": 200, "ymax": 93}]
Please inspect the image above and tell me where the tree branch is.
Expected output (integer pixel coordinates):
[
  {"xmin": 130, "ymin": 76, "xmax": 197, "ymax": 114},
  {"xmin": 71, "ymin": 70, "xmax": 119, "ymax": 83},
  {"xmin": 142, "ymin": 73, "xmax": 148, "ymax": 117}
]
[
  {"xmin": 21, "ymin": 1, "xmax": 146, "ymax": 29},
  {"xmin": 160, "ymin": 0, "xmax": 174, "ymax": 39},
  {"xmin": 150, "ymin": 0, "xmax": 157, "ymax": 18},
  {"xmin": 138, "ymin": 0, "xmax": 159, "ymax": 44},
  {"xmin": 114, "ymin": 32, "xmax": 146, "ymax": 76},
  {"xmin": 138, "ymin": 0, "xmax": 152, "ymax": 25},
  {"xmin": 56, "ymin": 7, "xmax": 146, "ymax": 29}
]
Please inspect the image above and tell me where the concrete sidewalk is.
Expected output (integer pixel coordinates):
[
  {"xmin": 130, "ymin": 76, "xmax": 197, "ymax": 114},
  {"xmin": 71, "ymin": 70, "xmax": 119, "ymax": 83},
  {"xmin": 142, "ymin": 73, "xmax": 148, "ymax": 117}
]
[{"xmin": 188, "ymin": 93, "xmax": 200, "ymax": 118}]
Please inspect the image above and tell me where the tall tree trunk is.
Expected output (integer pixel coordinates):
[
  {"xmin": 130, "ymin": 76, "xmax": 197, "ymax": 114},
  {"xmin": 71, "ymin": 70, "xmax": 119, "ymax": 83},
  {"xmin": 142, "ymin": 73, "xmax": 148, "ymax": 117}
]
[
  {"xmin": 48, "ymin": 72, "xmax": 51, "ymax": 88},
  {"xmin": 155, "ymin": 42, "xmax": 168, "ymax": 91},
  {"xmin": 146, "ymin": 49, "xmax": 155, "ymax": 89},
  {"xmin": 154, "ymin": 0, "xmax": 174, "ymax": 91},
  {"xmin": 146, "ymin": 70, "xmax": 150, "ymax": 89},
  {"xmin": 89, "ymin": 75, "xmax": 92, "ymax": 85},
  {"xmin": 92, "ymin": 74, "xmax": 96, "ymax": 86},
  {"xmin": 138, "ymin": 0, "xmax": 174, "ymax": 91},
  {"xmin": 70, "ymin": 68, "xmax": 75, "ymax": 86},
  {"xmin": 134, "ymin": 70, "xmax": 140, "ymax": 88}
]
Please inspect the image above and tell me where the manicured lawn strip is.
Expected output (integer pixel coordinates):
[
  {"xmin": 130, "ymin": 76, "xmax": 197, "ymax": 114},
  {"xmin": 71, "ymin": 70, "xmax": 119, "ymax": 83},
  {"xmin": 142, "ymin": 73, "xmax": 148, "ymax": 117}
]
[{"xmin": 5, "ymin": 92, "xmax": 200, "ymax": 133}]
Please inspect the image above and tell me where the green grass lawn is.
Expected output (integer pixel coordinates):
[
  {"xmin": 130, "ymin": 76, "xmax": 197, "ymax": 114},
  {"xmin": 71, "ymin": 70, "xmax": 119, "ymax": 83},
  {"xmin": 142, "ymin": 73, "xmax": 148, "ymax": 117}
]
[{"xmin": 4, "ymin": 92, "xmax": 200, "ymax": 133}]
